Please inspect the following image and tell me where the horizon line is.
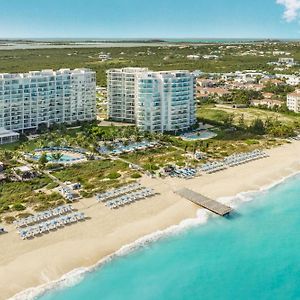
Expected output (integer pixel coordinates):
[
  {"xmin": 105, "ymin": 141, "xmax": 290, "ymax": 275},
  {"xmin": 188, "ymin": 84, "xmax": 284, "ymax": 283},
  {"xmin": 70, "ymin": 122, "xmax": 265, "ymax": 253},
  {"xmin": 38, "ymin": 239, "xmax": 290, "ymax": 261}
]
[{"xmin": 1, "ymin": 37, "xmax": 300, "ymax": 41}]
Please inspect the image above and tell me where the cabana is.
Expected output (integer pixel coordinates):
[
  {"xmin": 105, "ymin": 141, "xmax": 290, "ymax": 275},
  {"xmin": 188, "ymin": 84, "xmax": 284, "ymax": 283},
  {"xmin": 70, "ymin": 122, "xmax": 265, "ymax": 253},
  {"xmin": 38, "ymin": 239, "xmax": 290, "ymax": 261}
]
[{"xmin": 0, "ymin": 128, "xmax": 19, "ymax": 145}]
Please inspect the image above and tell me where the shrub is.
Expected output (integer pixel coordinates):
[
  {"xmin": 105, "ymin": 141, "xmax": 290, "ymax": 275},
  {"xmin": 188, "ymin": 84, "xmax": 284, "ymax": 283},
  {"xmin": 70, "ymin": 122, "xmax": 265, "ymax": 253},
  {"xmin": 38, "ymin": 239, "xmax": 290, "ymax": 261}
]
[
  {"xmin": 176, "ymin": 161, "xmax": 185, "ymax": 167},
  {"xmin": 16, "ymin": 212, "xmax": 32, "ymax": 219},
  {"xmin": 106, "ymin": 172, "xmax": 121, "ymax": 180},
  {"xmin": 0, "ymin": 205, "xmax": 10, "ymax": 213},
  {"xmin": 13, "ymin": 203, "xmax": 26, "ymax": 211},
  {"xmin": 143, "ymin": 164, "xmax": 159, "ymax": 171},
  {"xmin": 131, "ymin": 172, "xmax": 142, "ymax": 179},
  {"xmin": 80, "ymin": 190, "xmax": 94, "ymax": 198},
  {"xmin": 245, "ymin": 139, "xmax": 259, "ymax": 145},
  {"xmin": 46, "ymin": 182, "xmax": 59, "ymax": 190},
  {"xmin": 4, "ymin": 216, "xmax": 15, "ymax": 224},
  {"xmin": 46, "ymin": 163, "xmax": 63, "ymax": 171}
]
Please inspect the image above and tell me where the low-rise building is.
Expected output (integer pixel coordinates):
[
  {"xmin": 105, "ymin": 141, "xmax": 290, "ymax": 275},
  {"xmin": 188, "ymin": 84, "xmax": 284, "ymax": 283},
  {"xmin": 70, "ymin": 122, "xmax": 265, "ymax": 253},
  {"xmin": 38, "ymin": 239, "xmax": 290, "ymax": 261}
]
[
  {"xmin": 197, "ymin": 87, "xmax": 230, "ymax": 99},
  {"xmin": 203, "ymin": 55, "xmax": 219, "ymax": 60},
  {"xmin": 262, "ymin": 92, "xmax": 275, "ymax": 99},
  {"xmin": 187, "ymin": 55, "xmax": 200, "ymax": 60},
  {"xmin": 287, "ymin": 77, "xmax": 300, "ymax": 86},
  {"xmin": 275, "ymin": 74, "xmax": 300, "ymax": 86},
  {"xmin": 13, "ymin": 165, "xmax": 38, "ymax": 181},
  {"xmin": 251, "ymin": 99, "xmax": 282, "ymax": 109},
  {"xmin": 260, "ymin": 78, "xmax": 284, "ymax": 86},
  {"xmin": 287, "ymin": 91, "xmax": 300, "ymax": 112},
  {"xmin": 197, "ymin": 78, "xmax": 219, "ymax": 88},
  {"xmin": 278, "ymin": 57, "xmax": 295, "ymax": 65},
  {"xmin": 99, "ymin": 53, "xmax": 111, "ymax": 61},
  {"xmin": 0, "ymin": 128, "xmax": 20, "ymax": 145}
]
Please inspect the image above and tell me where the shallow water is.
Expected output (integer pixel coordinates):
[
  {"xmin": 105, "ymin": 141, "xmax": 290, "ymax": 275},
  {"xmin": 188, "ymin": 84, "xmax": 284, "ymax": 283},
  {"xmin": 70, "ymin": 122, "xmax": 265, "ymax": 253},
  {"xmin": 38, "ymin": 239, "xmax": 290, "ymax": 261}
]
[{"xmin": 36, "ymin": 174, "xmax": 300, "ymax": 300}]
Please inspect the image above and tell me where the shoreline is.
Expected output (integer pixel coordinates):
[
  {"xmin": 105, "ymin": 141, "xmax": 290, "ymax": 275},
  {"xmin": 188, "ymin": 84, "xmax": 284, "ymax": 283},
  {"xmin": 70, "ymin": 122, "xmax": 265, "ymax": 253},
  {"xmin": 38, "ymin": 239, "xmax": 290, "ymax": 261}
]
[
  {"xmin": 11, "ymin": 168, "xmax": 300, "ymax": 300},
  {"xmin": 2, "ymin": 141, "xmax": 300, "ymax": 300}
]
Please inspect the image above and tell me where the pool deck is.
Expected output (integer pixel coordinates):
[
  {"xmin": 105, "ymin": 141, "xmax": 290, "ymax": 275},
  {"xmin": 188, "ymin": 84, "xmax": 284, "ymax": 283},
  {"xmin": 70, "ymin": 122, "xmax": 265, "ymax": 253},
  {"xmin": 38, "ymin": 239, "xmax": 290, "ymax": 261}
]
[{"xmin": 180, "ymin": 130, "xmax": 217, "ymax": 141}]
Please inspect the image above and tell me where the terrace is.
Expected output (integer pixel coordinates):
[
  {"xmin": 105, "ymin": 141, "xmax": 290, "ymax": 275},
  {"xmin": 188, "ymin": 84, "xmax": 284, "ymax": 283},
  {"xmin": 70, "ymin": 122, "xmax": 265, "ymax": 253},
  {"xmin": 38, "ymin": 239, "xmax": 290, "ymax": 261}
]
[{"xmin": 97, "ymin": 140, "xmax": 159, "ymax": 156}]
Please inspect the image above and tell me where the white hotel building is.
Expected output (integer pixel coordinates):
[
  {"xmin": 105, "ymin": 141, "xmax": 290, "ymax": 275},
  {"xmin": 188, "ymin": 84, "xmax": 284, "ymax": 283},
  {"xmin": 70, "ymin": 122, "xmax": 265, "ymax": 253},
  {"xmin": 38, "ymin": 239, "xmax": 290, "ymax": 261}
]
[
  {"xmin": 0, "ymin": 68, "xmax": 96, "ymax": 136},
  {"xmin": 107, "ymin": 68, "xmax": 196, "ymax": 133}
]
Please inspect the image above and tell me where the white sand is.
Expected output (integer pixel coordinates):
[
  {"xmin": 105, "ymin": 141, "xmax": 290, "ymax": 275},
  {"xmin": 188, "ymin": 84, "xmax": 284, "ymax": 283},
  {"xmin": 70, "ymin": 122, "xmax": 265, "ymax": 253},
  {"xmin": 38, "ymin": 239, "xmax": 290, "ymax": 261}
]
[{"xmin": 1, "ymin": 141, "xmax": 300, "ymax": 300}]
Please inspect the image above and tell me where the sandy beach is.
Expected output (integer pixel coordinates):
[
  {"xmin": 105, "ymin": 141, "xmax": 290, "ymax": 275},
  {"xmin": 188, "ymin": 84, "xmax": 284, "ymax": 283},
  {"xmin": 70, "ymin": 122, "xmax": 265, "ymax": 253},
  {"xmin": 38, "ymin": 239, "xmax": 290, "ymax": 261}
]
[{"xmin": 2, "ymin": 141, "xmax": 300, "ymax": 300}]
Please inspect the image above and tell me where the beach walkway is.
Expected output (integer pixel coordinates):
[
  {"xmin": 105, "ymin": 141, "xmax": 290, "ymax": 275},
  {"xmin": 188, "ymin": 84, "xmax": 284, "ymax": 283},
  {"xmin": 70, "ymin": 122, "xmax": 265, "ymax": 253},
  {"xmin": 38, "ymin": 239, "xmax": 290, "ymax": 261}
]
[{"xmin": 175, "ymin": 188, "xmax": 233, "ymax": 216}]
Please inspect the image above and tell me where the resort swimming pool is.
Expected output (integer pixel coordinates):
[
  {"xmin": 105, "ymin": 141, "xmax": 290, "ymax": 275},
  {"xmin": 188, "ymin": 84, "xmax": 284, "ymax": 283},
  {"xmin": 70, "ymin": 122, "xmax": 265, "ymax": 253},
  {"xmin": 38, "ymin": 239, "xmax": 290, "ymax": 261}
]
[
  {"xmin": 33, "ymin": 153, "xmax": 84, "ymax": 163},
  {"xmin": 181, "ymin": 130, "xmax": 217, "ymax": 141}
]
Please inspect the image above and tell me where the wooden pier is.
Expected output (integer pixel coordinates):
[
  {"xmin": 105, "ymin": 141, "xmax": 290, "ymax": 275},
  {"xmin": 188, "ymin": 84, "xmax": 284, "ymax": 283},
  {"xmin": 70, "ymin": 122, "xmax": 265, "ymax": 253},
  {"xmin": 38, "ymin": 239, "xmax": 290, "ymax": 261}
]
[{"xmin": 175, "ymin": 188, "xmax": 233, "ymax": 216}]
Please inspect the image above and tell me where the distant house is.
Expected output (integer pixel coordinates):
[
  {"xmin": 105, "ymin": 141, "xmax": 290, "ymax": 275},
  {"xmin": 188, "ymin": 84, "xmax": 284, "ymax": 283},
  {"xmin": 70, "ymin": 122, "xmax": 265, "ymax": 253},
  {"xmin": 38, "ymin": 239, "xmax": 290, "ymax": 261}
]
[
  {"xmin": 227, "ymin": 82, "xmax": 264, "ymax": 91},
  {"xmin": 99, "ymin": 53, "xmax": 111, "ymax": 61},
  {"xmin": 243, "ymin": 84, "xmax": 264, "ymax": 91},
  {"xmin": 273, "ymin": 51, "xmax": 289, "ymax": 56},
  {"xmin": 287, "ymin": 90, "xmax": 300, "ymax": 113},
  {"xmin": 287, "ymin": 77, "xmax": 300, "ymax": 86},
  {"xmin": 203, "ymin": 55, "xmax": 219, "ymax": 60},
  {"xmin": 187, "ymin": 55, "xmax": 200, "ymax": 60},
  {"xmin": 275, "ymin": 74, "xmax": 300, "ymax": 86},
  {"xmin": 278, "ymin": 57, "xmax": 295, "ymax": 65},
  {"xmin": 268, "ymin": 58, "xmax": 296, "ymax": 68},
  {"xmin": 251, "ymin": 99, "xmax": 282, "ymax": 109},
  {"xmin": 197, "ymin": 87, "xmax": 230, "ymax": 99},
  {"xmin": 259, "ymin": 78, "xmax": 284, "ymax": 86},
  {"xmin": 197, "ymin": 78, "xmax": 219, "ymax": 88},
  {"xmin": 262, "ymin": 92, "xmax": 275, "ymax": 99}
]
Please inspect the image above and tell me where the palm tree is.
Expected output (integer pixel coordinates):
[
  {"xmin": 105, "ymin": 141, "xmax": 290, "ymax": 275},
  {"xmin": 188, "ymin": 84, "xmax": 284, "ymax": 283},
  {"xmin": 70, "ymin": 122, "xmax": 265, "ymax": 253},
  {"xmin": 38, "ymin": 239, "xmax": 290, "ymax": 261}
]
[
  {"xmin": 148, "ymin": 156, "xmax": 154, "ymax": 172},
  {"xmin": 51, "ymin": 152, "xmax": 63, "ymax": 161},
  {"xmin": 3, "ymin": 151, "xmax": 13, "ymax": 161},
  {"xmin": 38, "ymin": 152, "xmax": 48, "ymax": 168},
  {"xmin": 37, "ymin": 138, "xmax": 47, "ymax": 149}
]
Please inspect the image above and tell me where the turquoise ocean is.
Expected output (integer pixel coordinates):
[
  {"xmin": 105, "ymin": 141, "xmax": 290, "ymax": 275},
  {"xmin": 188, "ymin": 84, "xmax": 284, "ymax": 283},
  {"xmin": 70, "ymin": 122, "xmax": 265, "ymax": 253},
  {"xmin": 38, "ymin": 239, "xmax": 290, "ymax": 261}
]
[{"xmin": 16, "ymin": 173, "xmax": 300, "ymax": 300}]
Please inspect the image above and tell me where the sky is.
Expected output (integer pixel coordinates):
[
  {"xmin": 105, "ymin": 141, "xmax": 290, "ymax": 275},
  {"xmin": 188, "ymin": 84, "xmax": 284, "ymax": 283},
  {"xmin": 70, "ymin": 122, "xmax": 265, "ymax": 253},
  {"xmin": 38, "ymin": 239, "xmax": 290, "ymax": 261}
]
[{"xmin": 0, "ymin": 0, "xmax": 300, "ymax": 39}]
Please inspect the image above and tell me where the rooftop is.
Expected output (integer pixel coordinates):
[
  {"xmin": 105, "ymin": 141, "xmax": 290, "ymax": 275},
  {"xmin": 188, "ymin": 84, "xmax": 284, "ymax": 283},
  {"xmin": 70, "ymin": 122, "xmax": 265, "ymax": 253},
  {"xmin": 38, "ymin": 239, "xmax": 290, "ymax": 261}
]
[{"xmin": 0, "ymin": 68, "xmax": 94, "ymax": 80}]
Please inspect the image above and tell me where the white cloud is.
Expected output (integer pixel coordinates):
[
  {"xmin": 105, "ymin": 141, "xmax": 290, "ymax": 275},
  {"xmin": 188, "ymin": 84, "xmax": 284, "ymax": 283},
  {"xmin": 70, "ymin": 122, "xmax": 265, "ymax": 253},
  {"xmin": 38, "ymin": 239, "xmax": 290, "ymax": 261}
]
[{"xmin": 276, "ymin": 0, "xmax": 300, "ymax": 21}]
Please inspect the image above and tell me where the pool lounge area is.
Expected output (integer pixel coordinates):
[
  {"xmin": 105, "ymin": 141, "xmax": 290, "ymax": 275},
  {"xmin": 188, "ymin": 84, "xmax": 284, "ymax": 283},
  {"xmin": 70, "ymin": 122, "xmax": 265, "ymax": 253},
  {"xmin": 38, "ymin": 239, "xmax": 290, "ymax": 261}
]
[
  {"xmin": 27, "ymin": 146, "xmax": 87, "ymax": 164},
  {"xmin": 33, "ymin": 153, "xmax": 84, "ymax": 163},
  {"xmin": 97, "ymin": 140, "xmax": 159, "ymax": 155}
]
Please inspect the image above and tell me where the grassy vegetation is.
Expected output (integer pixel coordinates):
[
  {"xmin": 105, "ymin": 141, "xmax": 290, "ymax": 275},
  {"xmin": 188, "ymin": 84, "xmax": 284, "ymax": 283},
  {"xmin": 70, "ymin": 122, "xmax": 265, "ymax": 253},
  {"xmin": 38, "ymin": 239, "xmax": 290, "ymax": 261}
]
[
  {"xmin": 0, "ymin": 42, "xmax": 299, "ymax": 86},
  {"xmin": 197, "ymin": 104, "xmax": 300, "ymax": 128},
  {"xmin": 52, "ymin": 159, "xmax": 133, "ymax": 196},
  {"xmin": 0, "ymin": 175, "xmax": 62, "ymax": 214},
  {"xmin": 120, "ymin": 146, "xmax": 187, "ymax": 169}
]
